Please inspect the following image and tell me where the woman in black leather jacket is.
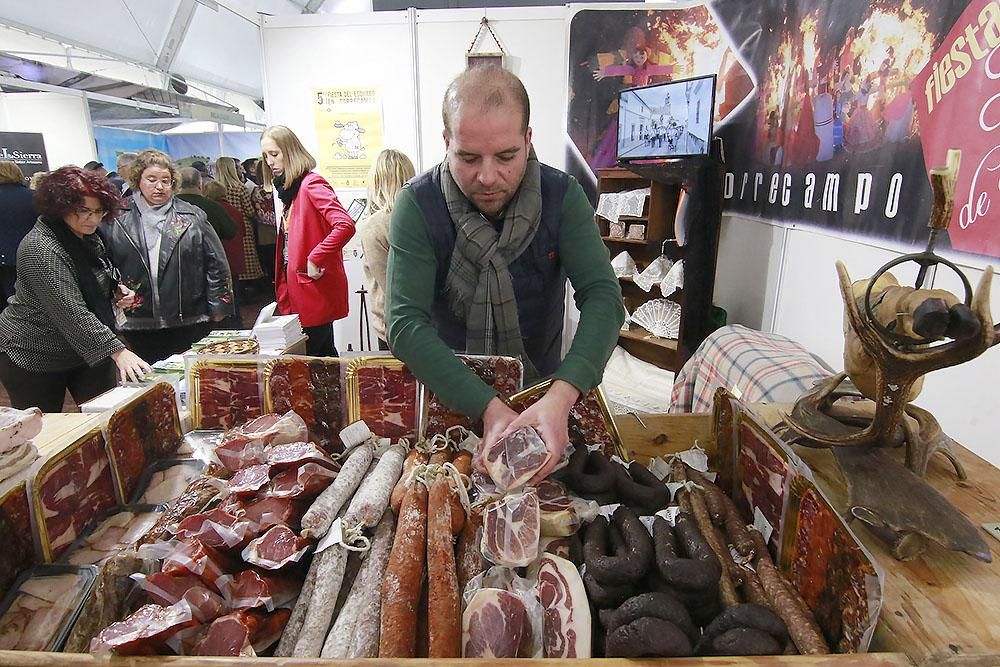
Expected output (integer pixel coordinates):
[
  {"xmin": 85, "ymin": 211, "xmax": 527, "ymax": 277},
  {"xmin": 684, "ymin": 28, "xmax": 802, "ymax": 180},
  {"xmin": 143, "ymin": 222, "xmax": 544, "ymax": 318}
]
[{"xmin": 103, "ymin": 150, "xmax": 234, "ymax": 363}]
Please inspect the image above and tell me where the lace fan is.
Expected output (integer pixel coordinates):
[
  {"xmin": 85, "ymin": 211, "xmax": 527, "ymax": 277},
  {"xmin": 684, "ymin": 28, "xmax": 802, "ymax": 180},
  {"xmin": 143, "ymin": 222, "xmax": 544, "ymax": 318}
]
[{"xmin": 631, "ymin": 299, "xmax": 681, "ymax": 339}]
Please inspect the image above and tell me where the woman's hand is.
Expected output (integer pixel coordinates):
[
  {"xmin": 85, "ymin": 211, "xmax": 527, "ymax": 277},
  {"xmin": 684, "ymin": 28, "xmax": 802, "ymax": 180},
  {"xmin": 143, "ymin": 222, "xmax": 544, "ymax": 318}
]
[
  {"xmin": 111, "ymin": 348, "xmax": 152, "ymax": 384},
  {"xmin": 306, "ymin": 260, "xmax": 325, "ymax": 279},
  {"xmin": 114, "ymin": 284, "xmax": 136, "ymax": 309}
]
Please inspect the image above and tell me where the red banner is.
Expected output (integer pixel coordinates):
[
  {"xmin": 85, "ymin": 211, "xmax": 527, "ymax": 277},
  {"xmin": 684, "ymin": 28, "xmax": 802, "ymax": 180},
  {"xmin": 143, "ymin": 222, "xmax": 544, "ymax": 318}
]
[{"xmin": 913, "ymin": 0, "xmax": 1000, "ymax": 257}]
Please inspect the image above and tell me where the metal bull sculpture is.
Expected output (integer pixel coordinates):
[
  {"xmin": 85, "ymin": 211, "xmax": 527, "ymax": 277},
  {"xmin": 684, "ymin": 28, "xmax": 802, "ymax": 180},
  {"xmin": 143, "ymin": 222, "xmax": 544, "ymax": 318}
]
[{"xmin": 779, "ymin": 151, "xmax": 999, "ymax": 562}]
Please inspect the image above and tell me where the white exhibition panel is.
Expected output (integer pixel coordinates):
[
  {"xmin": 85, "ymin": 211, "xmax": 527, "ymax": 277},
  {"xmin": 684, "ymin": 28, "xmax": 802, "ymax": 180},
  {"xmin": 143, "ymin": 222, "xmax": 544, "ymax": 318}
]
[
  {"xmin": 0, "ymin": 92, "xmax": 96, "ymax": 169},
  {"xmin": 413, "ymin": 6, "xmax": 569, "ymax": 171},
  {"xmin": 715, "ymin": 214, "xmax": 786, "ymax": 332}
]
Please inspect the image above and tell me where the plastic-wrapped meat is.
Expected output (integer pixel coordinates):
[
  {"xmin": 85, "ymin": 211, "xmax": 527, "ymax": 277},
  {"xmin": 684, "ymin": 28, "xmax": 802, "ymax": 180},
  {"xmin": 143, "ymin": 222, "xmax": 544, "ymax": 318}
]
[
  {"xmin": 173, "ymin": 509, "xmax": 254, "ymax": 550},
  {"xmin": 136, "ymin": 572, "xmax": 206, "ymax": 606},
  {"xmin": 161, "ymin": 539, "xmax": 240, "ymax": 593},
  {"xmin": 221, "ymin": 569, "xmax": 299, "ymax": 611},
  {"xmin": 266, "ymin": 442, "xmax": 336, "ymax": 471},
  {"xmin": 67, "ymin": 510, "xmax": 163, "ymax": 566},
  {"xmin": 737, "ymin": 422, "xmax": 791, "ymax": 549},
  {"xmin": 423, "ymin": 356, "xmax": 522, "ymax": 437},
  {"xmin": 195, "ymin": 364, "xmax": 264, "ymax": 430},
  {"xmin": 354, "ymin": 363, "xmax": 417, "ymax": 440},
  {"xmin": 0, "ymin": 572, "xmax": 88, "ymax": 651},
  {"xmin": 0, "ymin": 441, "xmax": 38, "ymax": 483},
  {"xmin": 107, "ymin": 384, "xmax": 182, "ymax": 501},
  {"xmin": 481, "ymin": 490, "xmax": 540, "ymax": 568},
  {"xmin": 268, "ymin": 462, "xmax": 337, "ymax": 498},
  {"xmin": 140, "ymin": 475, "xmax": 225, "ymax": 546},
  {"xmin": 0, "ymin": 406, "xmax": 42, "ymax": 453},
  {"xmin": 180, "ymin": 586, "xmax": 229, "ymax": 624},
  {"xmin": 241, "ymin": 496, "xmax": 308, "ymax": 534},
  {"xmin": 533, "ymin": 553, "xmax": 591, "ymax": 658},
  {"xmin": 36, "ymin": 430, "xmax": 118, "ymax": 559},
  {"xmin": 482, "ymin": 425, "xmax": 551, "ymax": 492},
  {"xmin": 267, "ymin": 359, "xmax": 345, "ymax": 453},
  {"xmin": 215, "ymin": 438, "xmax": 268, "ymax": 473},
  {"xmin": 242, "ymin": 525, "xmax": 312, "ymax": 570},
  {"xmin": 510, "ymin": 388, "xmax": 620, "ymax": 459},
  {"xmin": 462, "ymin": 589, "xmax": 533, "ymax": 658},
  {"xmin": 535, "ymin": 479, "xmax": 599, "ymax": 538},
  {"xmin": 90, "ymin": 603, "xmax": 197, "ymax": 655},
  {"xmin": 226, "ymin": 465, "xmax": 272, "ymax": 497},
  {"xmin": 192, "ymin": 607, "xmax": 291, "ymax": 656},
  {"xmin": 229, "ymin": 411, "xmax": 309, "ymax": 447},
  {"xmin": 139, "ymin": 463, "xmax": 205, "ymax": 505},
  {"xmin": 0, "ymin": 482, "xmax": 37, "ymax": 595}
]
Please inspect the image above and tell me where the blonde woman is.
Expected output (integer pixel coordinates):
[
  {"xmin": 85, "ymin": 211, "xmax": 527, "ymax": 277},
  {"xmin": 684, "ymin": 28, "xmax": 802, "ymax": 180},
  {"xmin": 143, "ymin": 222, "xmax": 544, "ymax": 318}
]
[
  {"xmin": 216, "ymin": 157, "xmax": 264, "ymax": 286},
  {"xmin": 359, "ymin": 150, "xmax": 415, "ymax": 350},
  {"xmin": 261, "ymin": 126, "xmax": 355, "ymax": 356}
]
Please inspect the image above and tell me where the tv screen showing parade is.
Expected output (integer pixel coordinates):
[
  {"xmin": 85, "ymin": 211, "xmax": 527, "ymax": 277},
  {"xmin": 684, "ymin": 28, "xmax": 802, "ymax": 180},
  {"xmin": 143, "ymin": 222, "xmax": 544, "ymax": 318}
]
[{"xmin": 616, "ymin": 74, "xmax": 716, "ymax": 161}]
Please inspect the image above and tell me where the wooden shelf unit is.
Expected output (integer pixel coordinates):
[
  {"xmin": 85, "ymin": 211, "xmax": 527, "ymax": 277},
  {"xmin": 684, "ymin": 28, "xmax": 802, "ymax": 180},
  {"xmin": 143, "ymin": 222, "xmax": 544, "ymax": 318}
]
[{"xmin": 597, "ymin": 154, "xmax": 723, "ymax": 372}]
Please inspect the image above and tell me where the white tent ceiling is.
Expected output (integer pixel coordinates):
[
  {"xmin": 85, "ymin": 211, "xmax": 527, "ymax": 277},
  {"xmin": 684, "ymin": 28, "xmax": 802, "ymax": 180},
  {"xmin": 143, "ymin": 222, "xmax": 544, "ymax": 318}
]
[{"xmin": 0, "ymin": 0, "xmax": 346, "ymax": 99}]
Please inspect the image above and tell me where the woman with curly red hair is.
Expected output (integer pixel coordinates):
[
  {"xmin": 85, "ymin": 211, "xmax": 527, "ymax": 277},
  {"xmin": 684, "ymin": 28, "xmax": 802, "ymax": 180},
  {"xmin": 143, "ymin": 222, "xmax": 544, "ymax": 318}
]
[{"xmin": 0, "ymin": 166, "xmax": 150, "ymax": 411}]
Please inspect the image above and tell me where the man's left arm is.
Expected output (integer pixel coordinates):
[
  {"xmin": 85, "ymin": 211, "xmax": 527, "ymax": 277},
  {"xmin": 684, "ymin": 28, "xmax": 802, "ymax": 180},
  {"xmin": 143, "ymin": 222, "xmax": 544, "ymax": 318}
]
[{"xmin": 498, "ymin": 177, "xmax": 624, "ymax": 482}]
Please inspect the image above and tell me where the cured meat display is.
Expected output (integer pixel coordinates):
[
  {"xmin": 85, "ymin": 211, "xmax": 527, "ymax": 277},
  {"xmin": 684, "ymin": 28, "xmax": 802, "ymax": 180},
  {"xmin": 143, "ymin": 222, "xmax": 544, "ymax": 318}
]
[
  {"xmin": 91, "ymin": 602, "xmax": 199, "ymax": 655},
  {"xmin": 241, "ymin": 525, "xmax": 311, "ymax": 570},
  {"xmin": 785, "ymin": 477, "xmax": 880, "ymax": 653},
  {"xmin": 173, "ymin": 509, "xmax": 253, "ymax": 550},
  {"xmin": 106, "ymin": 383, "xmax": 182, "ymax": 501},
  {"xmin": 736, "ymin": 418, "xmax": 792, "ymax": 550},
  {"xmin": 422, "ymin": 356, "xmax": 523, "ymax": 437},
  {"xmin": 0, "ymin": 482, "xmax": 36, "ymax": 595},
  {"xmin": 140, "ymin": 474, "xmax": 226, "ymax": 546},
  {"xmin": 535, "ymin": 479, "xmax": 599, "ymax": 538},
  {"xmin": 214, "ymin": 411, "xmax": 310, "ymax": 473},
  {"xmin": 223, "ymin": 570, "xmax": 298, "ymax": 612},
  {"xmin": 482, "ymin": 425, "xmax": 550, "ymax": 492},
  {"xmin": 192, "ymin": 607, "xmax": 290, "ymax": 656},
  {"xmin": 462, "ymin": 588, "xmax": 534, "ymax": 658},
  {"xmin": 65, "ymin": 508, "xmax": 163, "ymax": 566},
  {"xmin": 347, "ymin": 359, "xmax": 418, "ymax": 440},
  {"xmin": 265, "ymin": 358, "xmax": 346, "ymax": 453},
  {"xmin": 191, "ymin": 360, "xmax": 265, "ymax": 430},
  {"xmin": 533, "ymin": 553, "xmax": 591, "ymax": 658},
  {"xmin": 135, "ymin": 461, "xmax": 206, "ymax": 505},
  {"xmin": 0, "ymin": 567, "xmax": 95, "ymax": 651},
  {"xmin": 481, "ymin": 489, "xmax": 540, "ymax": 568},
  {"xmin": 266, "ymin": 442, "xmax": 335, "ymax": 471},
  {"xmin": 268, "ymin": 463, "xmax": 336, "ymax": 498},
  {"xmin": 508, "ymin": 382, "xmax": 624, "ymax": 459},
  {"xmin": 32, "ymin": 429, "xmax": 118, "ymax": 560}
]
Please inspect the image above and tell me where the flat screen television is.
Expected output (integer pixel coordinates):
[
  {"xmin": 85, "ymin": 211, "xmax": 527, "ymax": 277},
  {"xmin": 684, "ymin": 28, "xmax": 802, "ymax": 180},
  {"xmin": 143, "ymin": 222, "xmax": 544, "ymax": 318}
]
[{"xmin": 616, "ymin": 73, "xmax": 717, "ymax": 162}]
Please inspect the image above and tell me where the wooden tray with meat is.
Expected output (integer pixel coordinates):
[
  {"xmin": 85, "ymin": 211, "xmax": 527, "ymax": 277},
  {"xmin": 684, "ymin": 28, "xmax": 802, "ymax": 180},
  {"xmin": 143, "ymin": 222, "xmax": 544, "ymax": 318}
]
[
  {"xmin": 106, "ymin": 382, "xmax": 183, "ymax": 503},
  {"xmin": 190, "ymin": 358, "xmax": 266, "ymax": 430},
  {"xmin": 346, "ymin": 356, "xmax": 419, "ymax": 441},
  {"xmin": 0, "ymin": 482, "xmax": 36, "ymax": 596},
  {"xmin": 507, "ymin": 379, "xmax": 627, "ymax": 459},
  {"xmin": 30, "ymin": 427, "xmax": 120, "ymax": 562},
  {"xmin": 263, "ymin": 357, "xmax": 346, "ymax": 453},
  {"xmin": 421, "ymin": 355, "xmax": 523, "ymax": 439}
]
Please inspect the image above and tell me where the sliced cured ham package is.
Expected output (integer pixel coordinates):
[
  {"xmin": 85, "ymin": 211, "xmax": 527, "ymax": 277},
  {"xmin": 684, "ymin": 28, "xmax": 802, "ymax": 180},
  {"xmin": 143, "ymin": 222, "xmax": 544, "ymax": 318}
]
[
  {"xmin": 536, "ymin": 478, "xmax": 600, "ymax": 537},
  {"xmin": 265, "ymin": 358, "xmax": 347, "ymax": 453},
  {"xmin": 461, "ymin": 566, "xmax": 544, "ymax": 659},
  {"xmin": 0, "ymin": 565, "xmax": 96, "ymax": 652},
  {"xmin": 481, "ymin": 489, "xmax": 540, "ymax": 568},
  {"xmin": 531, "ymin": 553, "xmax": 591, "ymax": 658},
  {"xmin": 482, "ymin": 425, "xmax": 551, "ymax": 492}
]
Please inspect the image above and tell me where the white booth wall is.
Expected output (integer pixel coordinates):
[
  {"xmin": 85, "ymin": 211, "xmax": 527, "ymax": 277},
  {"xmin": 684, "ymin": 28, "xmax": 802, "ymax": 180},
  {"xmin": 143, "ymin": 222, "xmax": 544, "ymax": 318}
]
[
  {"xmin": 0, "ymin": 92, "xmax": 96, "ymax": 169},
  {"xmin": 262, "ymin": 6, "xmax": 1000, "ymax": 467}
]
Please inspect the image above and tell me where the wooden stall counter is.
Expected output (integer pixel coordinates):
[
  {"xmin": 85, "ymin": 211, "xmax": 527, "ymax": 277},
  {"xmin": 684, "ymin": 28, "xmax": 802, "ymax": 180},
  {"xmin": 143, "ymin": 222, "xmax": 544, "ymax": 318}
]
[{"xmin": 620, "ymin": 408, "xmax": 1000, "ymax": 667}]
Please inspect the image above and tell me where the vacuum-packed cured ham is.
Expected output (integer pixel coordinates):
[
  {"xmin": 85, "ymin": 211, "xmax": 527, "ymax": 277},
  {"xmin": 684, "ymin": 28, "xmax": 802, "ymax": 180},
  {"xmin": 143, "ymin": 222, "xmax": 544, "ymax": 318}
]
[
  {"xmin": 351, "ymin": 362, "xmax": 418, "ymax": 440},
  {"xmin": 268, "ymin": 462, "xmax": 337, "ymax": 498},
  {"xmin": 140, "ymin": 475, "xmax": 224, "ymax": 546},
  {"xmin": 0, "ymin": 570, "xmax": 91, "ymax": 651},
  {"xmin": 90, "ymin": 602, "xmax": 197, "ymax": 655},
  {"xmin": 66, "ymin": 509, "xmax": 163, "ymax": 566},
  {"xmin": 536, "ymin": 479, "xmax": 599, "ymax": 537},
  {"xmin": 481, "ymin": 489, "xmax": 540, "ymax": 568},
  {"xmin": 173, "ymin": 509, "xmax": 253, "ymax": 550},
  {"xmin": 226, "ymin": 465, "xmax": 271, "ymax": 497},
  {"xmin": 222, "ymin": 569, "xmax": 299, "ymax": 612},
  {"xmin": 35, "ymin": 430, "xmax": 118, "ymax": 560},
  {"xmin": 241, "ymin": 525, "xmax": 311, "ymax": 570},
  {"xmin": 267, "ymin": 359, "xmax": 346, "ymax": 452},
  {"xmin": 240, "ymin": 496, "xmax": 308, "ymax": 534},
  {"xmin": 462, "ymin": 588, "xmax": 533, "ymax": 658},
  {"xmin": 533, "ymin": 553, "xmax": 591, "ymax": 658},
  {"xmin": 214, "ymin": 411, "xmax": 309, "ymax": 472},
  {"xmin": 482, "ymin": 425, "xmax": 550, "ymax": 492},
  {"xmin": 106, "ymin": 383, "xmax": 181, "ymax": 500},
  {"xmin": 160, "ymin": 539, "xmax": 240, "ymax": 593},
  {"xmin": 191, "ymin": 607, "xmax": 290, "ymax": 656},
  {"xmin": 265, "ymin": 442, "xmax": 336, "ymax": 471}
]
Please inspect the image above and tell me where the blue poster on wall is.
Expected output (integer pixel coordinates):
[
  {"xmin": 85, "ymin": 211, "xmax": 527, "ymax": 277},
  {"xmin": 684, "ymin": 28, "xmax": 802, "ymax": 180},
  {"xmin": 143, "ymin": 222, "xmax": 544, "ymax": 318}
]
[{"xmin": 93, "ymin": 127, "xmax": 168, "ymax": 171}]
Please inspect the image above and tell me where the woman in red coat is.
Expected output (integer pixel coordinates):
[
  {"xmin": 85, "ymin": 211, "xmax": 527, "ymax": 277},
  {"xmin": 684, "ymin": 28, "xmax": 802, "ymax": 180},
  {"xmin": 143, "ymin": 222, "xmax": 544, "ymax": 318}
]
[{"xmin": 260, "ymin": 125, "xmax": 355, "ymax": 356}]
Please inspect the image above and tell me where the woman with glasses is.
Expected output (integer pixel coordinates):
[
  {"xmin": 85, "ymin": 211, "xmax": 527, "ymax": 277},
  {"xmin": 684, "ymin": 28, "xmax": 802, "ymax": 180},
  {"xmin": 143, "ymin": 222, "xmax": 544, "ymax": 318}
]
[
  {"xmin": 0, "ymin": 166, "xmax": 151, "ymax": 411},
  {"xmin": 104, "ymin": 149, "xmax": 234, "ymax": 363}
]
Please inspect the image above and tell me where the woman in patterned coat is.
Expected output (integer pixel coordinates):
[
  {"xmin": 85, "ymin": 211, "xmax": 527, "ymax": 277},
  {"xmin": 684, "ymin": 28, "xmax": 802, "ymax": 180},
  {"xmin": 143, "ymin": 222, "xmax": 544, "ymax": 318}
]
[
  {"xmin": 216, "ymin": 157, "xmax": 264, "ymax": 286},
  {"xmin": 0, "ymin": 167, "xmax": 150, "ymax": 410}
]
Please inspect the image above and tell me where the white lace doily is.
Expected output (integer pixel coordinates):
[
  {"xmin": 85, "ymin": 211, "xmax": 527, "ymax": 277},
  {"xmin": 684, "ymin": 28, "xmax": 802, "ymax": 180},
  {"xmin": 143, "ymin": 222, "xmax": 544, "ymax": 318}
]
[{"xmin": 596, "ymin": 187, "xmax": 650, "ymax": 224}]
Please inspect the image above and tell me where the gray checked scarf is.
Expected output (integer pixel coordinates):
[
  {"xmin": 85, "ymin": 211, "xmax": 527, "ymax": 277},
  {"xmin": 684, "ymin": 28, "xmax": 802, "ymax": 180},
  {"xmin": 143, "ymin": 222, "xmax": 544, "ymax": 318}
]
[{"xmin": 441, "ymin": 147, "xmax": 542, "ymax": 380}]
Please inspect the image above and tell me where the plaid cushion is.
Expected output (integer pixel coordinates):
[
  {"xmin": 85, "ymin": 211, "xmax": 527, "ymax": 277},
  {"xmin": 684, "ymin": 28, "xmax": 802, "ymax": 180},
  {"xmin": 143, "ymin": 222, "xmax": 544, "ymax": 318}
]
[{"xmin": 669, "ymin": 324, "xmax": 834, "ymax": 413}]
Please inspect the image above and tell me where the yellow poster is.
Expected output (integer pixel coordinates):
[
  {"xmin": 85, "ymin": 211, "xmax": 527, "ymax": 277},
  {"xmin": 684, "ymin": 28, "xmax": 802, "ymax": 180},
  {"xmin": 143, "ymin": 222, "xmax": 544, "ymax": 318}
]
[{"xmin": 312, "ymin": 88, "xmax": 383, "ymax": 189}]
